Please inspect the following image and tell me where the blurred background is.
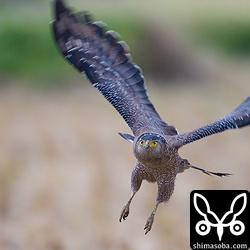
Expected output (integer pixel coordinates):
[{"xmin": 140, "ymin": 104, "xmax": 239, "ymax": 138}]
[{"xmin": 0, "ymin": 0, "xmax": 249, "ymax": 249}]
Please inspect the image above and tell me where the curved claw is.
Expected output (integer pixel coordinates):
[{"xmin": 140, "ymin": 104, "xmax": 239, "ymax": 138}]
[
  {"xmin": 144, "ymin": 214, "xmax": 154, "ymax": 235},
  {"xmin": 119, "ymin": 204, "xmax": 130, "ymax": 222},
  {"xmin": 144, "ymin": 202, "xmax": 159, "ymax": 234},
  {"xmin": 119, "ymin": 192, "xmax": 136, "ymax": 222}
]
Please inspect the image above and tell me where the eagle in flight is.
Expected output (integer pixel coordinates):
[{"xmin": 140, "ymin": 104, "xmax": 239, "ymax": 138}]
[{"xmin": 52, "ymin": 0, "xmax": 250, "ymax": 234}]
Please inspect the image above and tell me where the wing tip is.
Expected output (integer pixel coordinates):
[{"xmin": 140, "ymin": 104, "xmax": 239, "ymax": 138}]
[
  {"xmin": 54, "ymin": 0, "xmax": 94, "ymax": 24},
  {"xmin": 54, "ymin": 0, "xmax": 68, "ymax": 20}
]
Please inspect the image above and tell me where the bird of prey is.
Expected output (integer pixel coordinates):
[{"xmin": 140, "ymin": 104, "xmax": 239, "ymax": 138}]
[{"xmin": 52, "ymin": 0, "xmax": 250, "ymax": 234}]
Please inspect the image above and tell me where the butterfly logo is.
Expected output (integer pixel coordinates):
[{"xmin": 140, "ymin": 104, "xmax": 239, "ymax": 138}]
[{"xmin": 193, "ymin": 192, "xmax": 247, "ymax": 241}]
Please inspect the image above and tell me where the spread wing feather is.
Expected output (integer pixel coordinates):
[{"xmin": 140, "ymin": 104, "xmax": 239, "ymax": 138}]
[
  {"xmin": 176, "ymin": 97, "xmax": 250, "ymax": 147},
  {"xmin": 52, "ymin": 0, "xmax": 177, "ymax": 136}
]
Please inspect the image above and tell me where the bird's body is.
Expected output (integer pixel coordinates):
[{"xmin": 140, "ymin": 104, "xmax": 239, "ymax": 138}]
[
  {"xmin": 133, "ymin": 134, "xmax": 181, "ymax": 201},
  {"xmin": 52, "ymin": 0, "xmax": 250, "ymax": 234}
]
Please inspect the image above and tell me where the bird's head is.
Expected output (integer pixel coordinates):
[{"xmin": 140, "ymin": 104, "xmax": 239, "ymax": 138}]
[{"xmin": 133, "ymin": 133, "xmax": 167, "ymax": 164}]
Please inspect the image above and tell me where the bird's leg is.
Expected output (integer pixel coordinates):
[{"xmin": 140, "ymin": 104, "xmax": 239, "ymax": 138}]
[
  {"xmin": 190, "ymin": 164, "xmax": 232, "ymax": 177},
  {"xmin": 144, "ymin": 202, "xmax": 159, "ymax": 235},
  {"xmin": 119, "ymin": 162, "xmax": 144, "ymax": 222},
  {"xmin": 119, "ymin": 191, "xmax": 136, "ymax": 222}
]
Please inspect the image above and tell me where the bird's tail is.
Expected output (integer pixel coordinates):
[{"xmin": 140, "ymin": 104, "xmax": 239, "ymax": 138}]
[
  {"xmin": 189, "ymin": 164, "xmax": 232, "ymax": 177},
  {"xmin": 181, "ymin": 158, "xmax": 231, "ymax": 177}
]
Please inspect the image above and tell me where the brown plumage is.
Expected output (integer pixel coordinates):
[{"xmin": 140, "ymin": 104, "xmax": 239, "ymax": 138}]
[{"xmin": 52, "ymin": 0, "xmax": 250, "ymax": 234}]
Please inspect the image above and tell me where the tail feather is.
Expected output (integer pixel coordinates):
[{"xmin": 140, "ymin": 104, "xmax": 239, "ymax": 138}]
[{"xmin": 190, "ymin": 164, "xmax": 232, "ymax": 177}]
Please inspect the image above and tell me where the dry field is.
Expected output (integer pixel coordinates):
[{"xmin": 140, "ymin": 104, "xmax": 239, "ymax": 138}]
[{"xmin": 0, "ymin": 62, "xmax": 249, "ymax": 250}]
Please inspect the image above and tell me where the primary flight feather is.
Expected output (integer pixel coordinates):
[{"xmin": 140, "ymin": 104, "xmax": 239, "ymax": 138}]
[{"xmin": 52, "ymin": 0, "xmax": 250, "ymax": 234}]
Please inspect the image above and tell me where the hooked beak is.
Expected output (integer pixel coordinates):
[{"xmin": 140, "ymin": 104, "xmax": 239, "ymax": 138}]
[{"xmin": 144, "ymin": 141, "xmax": 150, "ymax": 149}]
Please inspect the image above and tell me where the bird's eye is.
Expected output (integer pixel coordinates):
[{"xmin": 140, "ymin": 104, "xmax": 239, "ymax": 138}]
[
  {"xmin": 140, "ymin": 140, "xmax": 146, "ymax": 147},
  {"xmin": 149, "ymin": 140, "xmax": 158, "ymax": 148}
]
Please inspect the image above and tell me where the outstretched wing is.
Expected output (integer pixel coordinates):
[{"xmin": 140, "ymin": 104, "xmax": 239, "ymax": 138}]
[
  {"xmin": 176, "ymin": 97, "xmax": 250, "ymax": 147},
  {"xmin": 52, "ymin": 0, "xmax": 177, "ymax": 137}
]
